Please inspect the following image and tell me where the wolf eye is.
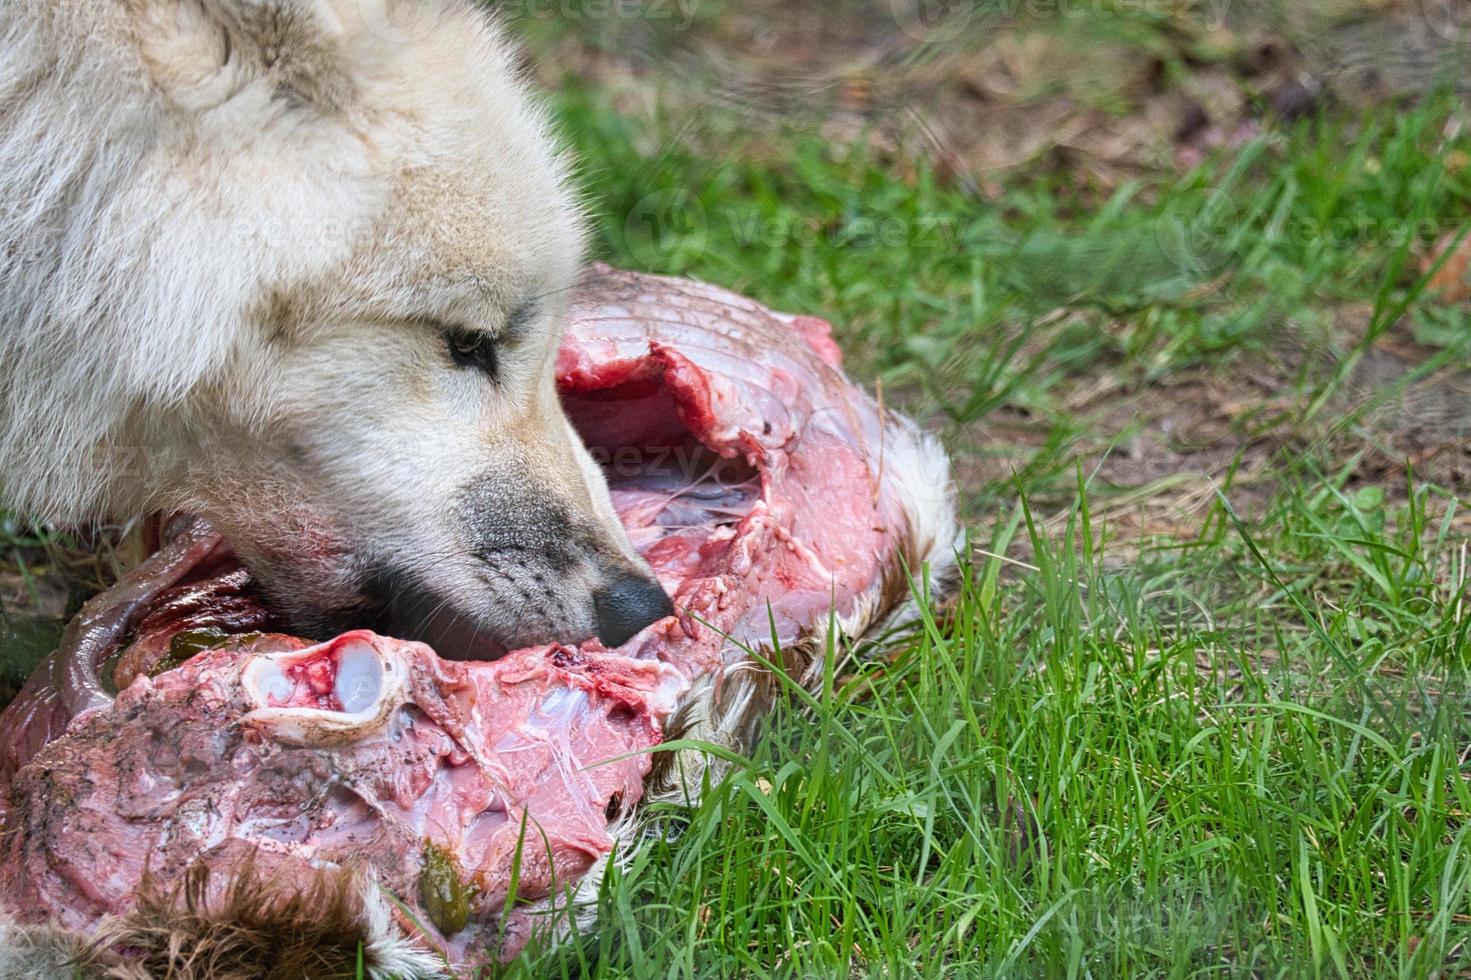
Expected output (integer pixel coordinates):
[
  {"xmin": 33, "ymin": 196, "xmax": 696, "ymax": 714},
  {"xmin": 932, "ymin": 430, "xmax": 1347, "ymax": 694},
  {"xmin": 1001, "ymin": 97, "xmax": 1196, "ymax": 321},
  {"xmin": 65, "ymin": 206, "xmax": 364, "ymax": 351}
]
[{"xmin": 445, "ymin": 328, "xmax": 498, "ymax": 378}]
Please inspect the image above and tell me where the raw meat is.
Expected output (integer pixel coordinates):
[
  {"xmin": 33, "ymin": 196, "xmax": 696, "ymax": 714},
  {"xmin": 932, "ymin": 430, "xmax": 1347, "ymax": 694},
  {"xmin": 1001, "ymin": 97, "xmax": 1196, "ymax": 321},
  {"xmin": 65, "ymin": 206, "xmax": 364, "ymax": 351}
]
[{"xmin": 0, "ymin": 266, "xmax": 957, "ymax": 974}]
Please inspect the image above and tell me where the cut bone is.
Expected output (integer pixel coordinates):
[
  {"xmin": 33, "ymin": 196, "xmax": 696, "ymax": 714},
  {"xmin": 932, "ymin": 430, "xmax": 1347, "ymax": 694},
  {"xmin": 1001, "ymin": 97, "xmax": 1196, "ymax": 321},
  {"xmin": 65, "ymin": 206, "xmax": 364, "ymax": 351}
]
[{"xmin": 240, "ymin": 632, "xmax": 408, "ymax": 746}]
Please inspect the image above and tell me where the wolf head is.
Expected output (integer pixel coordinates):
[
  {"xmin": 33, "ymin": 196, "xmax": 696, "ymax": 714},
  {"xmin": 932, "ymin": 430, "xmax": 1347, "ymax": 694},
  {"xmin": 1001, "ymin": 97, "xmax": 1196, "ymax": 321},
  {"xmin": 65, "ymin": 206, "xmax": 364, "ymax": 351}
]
[{"xmin": 0, "ymin": 0, "xmax": 672, "ymax": 656}]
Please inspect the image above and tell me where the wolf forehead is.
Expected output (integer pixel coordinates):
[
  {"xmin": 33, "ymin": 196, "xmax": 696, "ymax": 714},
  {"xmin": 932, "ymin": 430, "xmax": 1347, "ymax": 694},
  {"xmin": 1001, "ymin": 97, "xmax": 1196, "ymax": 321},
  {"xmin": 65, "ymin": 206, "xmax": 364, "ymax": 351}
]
[
  {"xmin": 124, "ymin": 0, "xmax": 588, "ymax": 314},
  {"xmin": 0, "ymin": 0, "xmax": 584, "ymax": 519}
]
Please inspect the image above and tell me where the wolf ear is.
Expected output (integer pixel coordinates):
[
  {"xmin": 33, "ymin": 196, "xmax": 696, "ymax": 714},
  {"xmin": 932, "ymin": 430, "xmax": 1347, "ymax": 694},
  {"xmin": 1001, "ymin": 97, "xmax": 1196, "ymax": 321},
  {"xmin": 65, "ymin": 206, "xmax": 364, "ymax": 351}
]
[{"xmin": 133, "ymin": 0, "xmax": 355, "ymax": 112}]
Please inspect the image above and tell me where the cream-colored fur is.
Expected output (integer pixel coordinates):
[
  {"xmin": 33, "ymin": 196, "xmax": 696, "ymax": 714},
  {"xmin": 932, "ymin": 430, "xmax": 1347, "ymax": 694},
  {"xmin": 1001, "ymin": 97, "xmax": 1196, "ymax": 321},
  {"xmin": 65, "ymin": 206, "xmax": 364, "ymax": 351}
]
[{"xmin": 0, "ymin": 0, "xmax": 658, "ymax": 648}]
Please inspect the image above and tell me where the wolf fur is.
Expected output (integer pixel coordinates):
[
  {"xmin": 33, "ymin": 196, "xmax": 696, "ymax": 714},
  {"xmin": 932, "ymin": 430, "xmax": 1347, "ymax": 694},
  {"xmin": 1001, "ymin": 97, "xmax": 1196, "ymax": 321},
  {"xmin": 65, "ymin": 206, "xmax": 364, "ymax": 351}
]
[{"xmin": 0, "ymin": 0, "xmax": 666, "ymax": 653}]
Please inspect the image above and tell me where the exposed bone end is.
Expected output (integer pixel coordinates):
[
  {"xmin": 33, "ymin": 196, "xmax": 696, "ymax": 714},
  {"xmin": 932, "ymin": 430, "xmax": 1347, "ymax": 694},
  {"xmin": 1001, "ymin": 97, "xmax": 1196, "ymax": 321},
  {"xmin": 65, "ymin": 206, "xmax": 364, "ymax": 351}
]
[{"xmin": 239, "ymin": 632, "xmax": 408, "ymax": 746}]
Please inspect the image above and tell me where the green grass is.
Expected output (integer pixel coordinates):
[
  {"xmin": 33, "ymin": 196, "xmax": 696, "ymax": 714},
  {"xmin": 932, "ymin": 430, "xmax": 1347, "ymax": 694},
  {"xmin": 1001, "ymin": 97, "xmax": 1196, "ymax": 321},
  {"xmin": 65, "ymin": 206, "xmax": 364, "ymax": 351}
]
[
  {"xmin": 502, "ymin": 480, "xmax": 1471, "ymax": 977},
  {"xmin": 555, "ymin": 80, "xmax": 1471, "ymax": 507},
  {"xmin": 11, "ymin": 13, "xmax": 1471, "ymax": 978},
  {"xmin": 487, "ymin": 84, "xmax": 1471, "ymax": 977},
  {"xmin": 0, "ymin": 517, "xmax": 67, "ymax": 698}
]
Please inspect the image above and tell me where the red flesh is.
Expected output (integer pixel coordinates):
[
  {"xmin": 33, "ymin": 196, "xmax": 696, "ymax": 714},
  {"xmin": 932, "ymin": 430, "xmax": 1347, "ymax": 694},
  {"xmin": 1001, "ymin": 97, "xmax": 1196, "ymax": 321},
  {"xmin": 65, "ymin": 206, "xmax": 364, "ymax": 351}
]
[{"xmin": 0, "ymin": 266, "xmax": 941, "ymax": 969}]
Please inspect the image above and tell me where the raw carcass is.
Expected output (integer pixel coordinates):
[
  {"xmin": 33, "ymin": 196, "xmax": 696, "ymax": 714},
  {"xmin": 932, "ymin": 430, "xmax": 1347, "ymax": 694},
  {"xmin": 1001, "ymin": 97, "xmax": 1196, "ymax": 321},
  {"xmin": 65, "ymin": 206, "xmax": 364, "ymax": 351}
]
[{"xmin": 0, "ymin": 266, "xmax": 956, "ymax": 976}]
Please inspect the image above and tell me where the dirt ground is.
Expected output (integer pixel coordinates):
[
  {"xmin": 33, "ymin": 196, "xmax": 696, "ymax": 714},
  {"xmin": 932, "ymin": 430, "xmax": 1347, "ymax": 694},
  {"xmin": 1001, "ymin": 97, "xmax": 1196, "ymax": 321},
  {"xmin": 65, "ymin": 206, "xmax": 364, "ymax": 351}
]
[
  {"xmin": 521, "ymin": 0, "xmax": 1471, "ymax": 187},
  {"xmin": 518, "ymin": 0, "xmax": 1471, "ymax": 530}
]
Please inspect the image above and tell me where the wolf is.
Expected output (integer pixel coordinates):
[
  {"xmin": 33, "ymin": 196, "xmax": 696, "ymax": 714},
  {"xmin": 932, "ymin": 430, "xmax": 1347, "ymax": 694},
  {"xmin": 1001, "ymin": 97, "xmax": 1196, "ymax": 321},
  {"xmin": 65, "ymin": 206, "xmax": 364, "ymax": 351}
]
[{"xmin": 0, "ymin": 0, "xmax": 674, "ymax": 657}]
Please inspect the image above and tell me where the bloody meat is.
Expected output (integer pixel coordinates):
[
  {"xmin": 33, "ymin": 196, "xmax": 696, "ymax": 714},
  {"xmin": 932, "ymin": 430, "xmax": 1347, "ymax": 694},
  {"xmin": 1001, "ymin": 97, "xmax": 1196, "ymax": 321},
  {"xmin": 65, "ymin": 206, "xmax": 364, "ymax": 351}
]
[{"xmin": 0, "ymin": 266, "xmax": 957, "ymax": 972}]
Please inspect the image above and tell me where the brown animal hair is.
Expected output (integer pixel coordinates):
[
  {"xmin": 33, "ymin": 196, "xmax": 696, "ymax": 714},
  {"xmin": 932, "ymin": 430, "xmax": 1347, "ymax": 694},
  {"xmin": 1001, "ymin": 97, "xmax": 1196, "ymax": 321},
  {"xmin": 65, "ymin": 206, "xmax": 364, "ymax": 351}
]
[{"xmin": 77, "ymin": 860, "xmax": 444, "ymax": 980}]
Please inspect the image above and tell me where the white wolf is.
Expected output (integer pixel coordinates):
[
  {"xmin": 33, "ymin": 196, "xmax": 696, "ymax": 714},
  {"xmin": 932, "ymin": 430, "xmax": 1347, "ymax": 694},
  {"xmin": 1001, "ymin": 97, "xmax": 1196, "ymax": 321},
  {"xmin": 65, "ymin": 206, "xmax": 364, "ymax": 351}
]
[{"xmin": 0, "ymin": 0, "xmax": 674, "ymax": 657}]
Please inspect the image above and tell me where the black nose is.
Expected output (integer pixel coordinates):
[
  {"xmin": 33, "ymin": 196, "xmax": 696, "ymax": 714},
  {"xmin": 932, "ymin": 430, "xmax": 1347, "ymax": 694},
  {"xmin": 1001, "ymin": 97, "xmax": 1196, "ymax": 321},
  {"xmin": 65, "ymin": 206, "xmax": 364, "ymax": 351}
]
[{"xmin": 593, "ymin": 573, "xmax": 675, "ymax": 648}]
